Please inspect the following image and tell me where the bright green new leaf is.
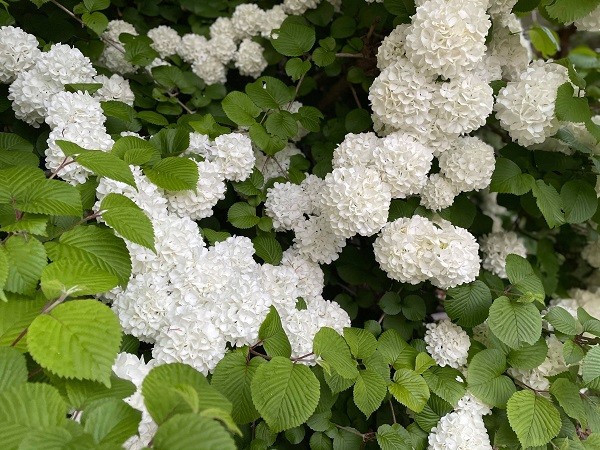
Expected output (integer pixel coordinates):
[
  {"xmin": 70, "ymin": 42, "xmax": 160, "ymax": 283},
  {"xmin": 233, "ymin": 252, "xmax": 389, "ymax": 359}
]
[
  {"xmin": 271, "ymin": 17, "xmax": 316, "ymax": 57},
  {"xmin": 228, "ymin": 202, "xmax": 260, "ymax": 229},
  {"xmin": 489, "ymin": 158, "xmax": 534, "ymax": 195},
  {"xmin": 3, "ymin": 235, "xmax": 47, "ymax": 295},
  {"xmin": 353, "ymin": 368, "xmax": 387, "ymax": 418},
  {"xmin": 313, "ymin": 327, "xmax": 358, "ymax": 379},
  {"xmin": 528, "ymin": 26, "xmax": 559, "ymax": 58},
  {"xmin": 560, "ymin": 179, "xmax": 598, "ymax": 224},
  {"xmin": 251, "ymin": 356, "xmax": 320, "ymax": 432},
  {"xmin": 467, "ymin": 349, "xmax": 516, "ymax": 408},
  {"xmin": 66, "ymin": 375, "xmax": 136, "ymax": 410},
  {"xmin": 445, "ymin": 281, "xmax": 492, "ymax": 327},
  {"xmin": 0, "ymin": 294, "xmax": 46, "ymax": 350},
  {"xmin": 0, "ymin": 347, "xmax": 27, "ymax": 391},
  {"xmin": 252, "ymin": 234, "xmax": 282, "ymax": 265},
  {"xmin": 82, "ymin": 398, "xmax": 141, "ymax": 445},
  {"xmin": 506, "ymin": 390, "xmax": 561, "ymax": 447},
  {"xmin": 377, "ymin": 329, "xmax": 418, "ymax": 370},
  {"xmin": 100, "ymin": 193, "xmax": 155, "ymax": 251},
  {"xmin": 222, "ymin": 91, "xmax": 261, "ymax": 126},
  {"xmin": 17, "ymin": 179, "xmax": 82, "ymax": 217},
  {"xmin": 488, "ymin": 296, "xmax": 542, "ymax": 349},
  {"xmin": 376, "ymin": 424, "xmax": 413, "ymax": 450},
  {"xmin": 144, "ymin": 157, "xmax": 198, "ymax": 191},
  {"xmin": 388, "ymin": 369, "xmax": 429, "ymax": 413},
  {"xmin": 505, "ymin": 254, "xmax": 545, "ymax": 302},
  {"xmin": 153, "ymin": 414, "xmax": 236, "ymax": 450},
  {"xmin": 16, "ymin": 427, "xmax": 73, "ymax": 450},
  {"xmin": 343, "ymin": 327, "xmax": 377, "ymax": 359},
  {"xmin": 40, "ymin": 259, "xmax": 119, "ymax": 299},
  {"xmin": 27, "ymin": 300, "xmax": 122, "ymax": 386},
  {"xmin": 258, "ymin": 306, "xmax": 292, "ymax": 358}
]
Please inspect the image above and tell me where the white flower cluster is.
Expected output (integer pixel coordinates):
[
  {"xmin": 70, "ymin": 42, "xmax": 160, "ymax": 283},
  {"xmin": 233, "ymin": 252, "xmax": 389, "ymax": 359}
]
[
  {"xmin": 373, "ymin": 216, "xmax": 480, "ymax": 289},
  {"xmin": 479, "ymin": 231, "xmax": 527, "ymax": 278},
  {"xmin": 96, "ymin": 153, "xmax": 349, "ymax": 373},
  {"xmin": 424, "ymin": 320, "xmax": 471, "ymax": 369},
  {"xmin": 551, "ymin": 287, "xmax": 600, "ymax": 321},
  {"xmin": 0, "ymin": 26, "xmax": 41, "ymax": 83},
  {"xmin": 428, "ymin": 393, "xmax": 493, "ymax": 450},
  {"xmin": 99, "ymin": 20, "xmax": 138, "ymax": 74},
  {"xmin": 583, "ymin": 240, "xmax": 600, "ymax": 269},
  {"xmin": 573, "ymin": 5, "xmax": 600, "ymax": 32}
]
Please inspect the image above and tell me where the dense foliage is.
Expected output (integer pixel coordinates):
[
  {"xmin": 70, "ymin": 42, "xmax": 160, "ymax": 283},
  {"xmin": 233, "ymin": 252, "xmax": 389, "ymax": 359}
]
[{"xmin": 2, "ymin": 0, "xmax": 600, "ymax": 449}]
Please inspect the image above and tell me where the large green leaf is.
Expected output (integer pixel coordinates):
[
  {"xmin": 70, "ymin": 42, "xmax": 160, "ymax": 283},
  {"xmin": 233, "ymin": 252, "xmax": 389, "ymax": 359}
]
[
  {"xmin": 505, "ymin": 254, "xmax": 545, "ymax": 302},
  {"xmin": 251, "ymin": 356, "xmax": 320, "ymax": 432},
  {"xmin": 506, "ymin": 390, "xmax": 561, "ymax": 447},
  {"xmin": 582, "ymin": 345, "xmax": 600, "ymax": 389},
  {"xmin": 488, "ymin": 296, "xmax": 542, "ymax": 349},
  {"xmin": 81, "ymin": 398, "xmax": 141, "ymax": 445},
  {"xmin": 144, "ymin": 157, "xmax": 198, "ymax": 191},
  {"xmin": 0, "ymin": 347, "xmax": 27, "ymax": 392},
  {"xmin": 40, "ymin": 259, "xmax": 119, "ymax": 299},
  {"xmin": 111, "ymin": 136, "xmax": 159, "ymax": 166},
  {"xmin": 445, "ymin": 281, "xmax": 492, "ymax": 327},
  {"xmin": 376, "ymin": 424, "xmax": 413, "ymax": 450},
  {"xmin": 467, "ymin": 349, "xmax": 516, "ymax": 408},
  {"xmin": 550, "ymin": 378, "xmax": 586, "ymax": 426},
  {"xmin": 422, "ymin": 366, "xmax": 466, "ymax": 406},
  {"xmin": 506, "ymin": 337, "xmax": 549, "ymax": 370},
  {"xmin": 66, "ymin": 375, "xmax": 136, "ymax": 410},
  {"xmin": 545, "ymin": 0, "xmax": 600, "ymax": 22},
  {"xmin": 531, "ymin": 180, "xmax": 565, "ymax": 228},
  {"xmin": 0, "ymin": 294, "xmax": 46, "ymax": 350},
  {"xmin": 489, "ymin": 158, "xmax": 534, "ymax": 195},
  {"xmin": 343, "ymin": 327, "xmax": 378, "ymax": 360},
  {"xmin": 377, "ymin": 329, "xmax": 418, "ymax": 370},
  {"xmin": 3, "ymin": 235, "xmax": 47, "ymax": 295},
  {"xmin": 142, "ymin": 363, "xmax": 232, "ymax": 425},
  {"xmin": 258, "ymin": 306, "xmax": 291, "ymax": 358},
  {"xmin": 545, "ymin": 306, "xmax": 581, "ymax": 335},
  {"xmin": 560, "ymin": 179, "xmax": 598, "ymax": 224},
  {"xmin": 353, "ymin": 368, "xmax": 387, "ymax": 418},
  {"xmin": 100, "ymin": 193, "xmax": 155, "ymax": 251},
  {"xmin": 271, "ymin": 17, "xmax": 316, "ymax": 57},
  {"xmin": 0, "ymin": 383, "xmax": 67, "ymax": 449},
  {"xmin": 252, "ymin": 234, "xmax": 282, "ymax": 265},
  {"xmin": 388, "ymin": 369, "xmax": 429, "ymax": 413},
  {"xmin": 313, "ymin": 327, "xmax": 358, "ymax": 379},
  {"xmin": 211, "ymin": 350, "xmax": 266, "ymax": 424},
  {"xmin": 222, "ymin": 91, "xmax": 261, "ymax": 127},
  {"xmin": 228, "ymin": 202, "xmax": 260, "ymax": 229},
  {"xmin": 45, "ymin": 225, "xmax": 131, "ymax": 286},
  {"xmin": 245, "ymin": 77, "xmax": 294, "ymax": 109},
  {"xmin": 148, "ymin": 128, "xmax": 189, "ymax": 157},
  {"xmin": 153, "ymin": 414, "xmax": 236, "ymax": 450},
  {"xmin": 27, "ymin": 300, "xmax": 122, "ymax": 386}
]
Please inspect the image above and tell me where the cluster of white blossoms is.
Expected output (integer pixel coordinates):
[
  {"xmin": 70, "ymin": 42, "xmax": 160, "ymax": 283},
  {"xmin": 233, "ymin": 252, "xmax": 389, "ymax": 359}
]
[
  {"xmin": 424, "ymin": 320, "xmax": 471, "ymax": 369},
  {"xmin": 373, "ymin": 216, "xmax": 480, "ymax": 289},
  {"xmin": 572, "ymin": 5, "xmax": 600, "ymax": 32},
  {"xmin": 550, "ymin": 287, "xmax": 600, "ymax": 322},
  {"xmin": 583, "ymin": 239, "xmax": 600, "ymax": 268},
  {"xmin": 479, "ymin": 231, "xmax": 527, "ymax": 278}
]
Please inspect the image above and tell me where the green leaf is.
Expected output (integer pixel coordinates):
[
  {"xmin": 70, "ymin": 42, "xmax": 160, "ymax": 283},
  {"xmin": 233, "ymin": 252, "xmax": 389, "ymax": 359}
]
[
  {"xmin": 144, "ymin": 157, "xmax": 198, "ymax": 191},
  {"xmin": 528, "ymin": 26, "xmax": 559, "ymax": 58},
  {"xmin": 17, "ymin": 427, "xmax": 73, "ymax": 450},
  {"xmin": 0, "ymin": 214, "xmax": 48, "ymax": 236},
  {"xmin": 545, "ymin": 307, "xmax": 581, "ymax": 335},
  {"xmin": 45, "ymin": 225, "xmax": 131, "ymax": 286},
  {"xmin": 222, "ymin": 91, "xmax": 261, "ymax": 126},
  {"xmin": 0, "ymin": 246, "xmax": 6, "ymax": 300},
  {"xmin": 0, "ymin": 294, "xmax": 45, "ymax": 350},
  {"xmin": 388, "ymin": 369, "xmax": 429, "ymax": 413},
  {"xmin": 353, "ymin": 368, "xmax": 387, "ymax": 418},
  {"xmin": 100, "ymin": 193, "xmax": 155, "ymax": 251},
  {"xmin": 505, "ymin": 254, "xmax": 545, "ymax": 302},
  {"xmin": 379, "ymin": 291, "xmax": 402, "ymax": 315},
  {"xmin": 555, "ymin": 82, "xmax": 592, "ymax": 123},
  {"xmin": 545, "ymin": 0, "xmax": 600, "ymax": 23},
  {"xmin": 343, "ymin": 327, "xmax": 377, "ymax": 359},
  {"xmin": 0, "ymin": 383, "xmax": 66, "ymax": 449},
  {"xmin": 285, "ymin": 58, "xmax": 311, "ymax": 81},
  {"xmin": 582, "ymin": 345, "xmax": 600, "ymax": 388},
  {"xmin": 3, "ymin": 235, "xmax": 46, "ymax": 295},
  {"xmin": 65, "ymin": 375, "xmax": 136, "ymax": 410},
  {"xmin": 560, "ymin": 179, "xmax": 598, "ymax": 224},
  {"xmin": 271, "ymin": 17, "xmax": 316, "ymax": 57},
  {"xmin": 0, "ymin": 347, "xmax": 27, "ymax": 391},
  {"xmin": 65, "ymin": 82, "xmax": 103, "ymax": 94},
  {"xmin": 265, "ymin": 111, "xmax": 298, "ymax": 139},
  {"xmin": 142, "ymin": 363, "xmax": 232, "ymax": 425},
  {"xmin": 445, "ymin": 281, "xmax": 492, "ymax": 328},
  {"xmin": 18, "ymin": 180, "xmax": 82, "ymax": 217},
  {"xmin": 228, "ymin": 202, "xmax": 260, "ymax": 229},
  {"xmin": 82, "ymin": 11, "xmax": 108, "ymax": 35},
  {"xmin": 313, "ymin": 327, "xmax": 358, "ymax": 379},
  {"xmin": 507, "ymin": 337, "xmax": 549, "ymax": 370},
  {"xmin": 489, "ymin": 158, "xmax": 534, "ymax": 195},
  {"xmin": 121, "ymin": 33, "xmax": 159, "ymax": 66},
  {"xmin": 202, "ymin": 228, "xmax": 231, "ymax": 245},
  {"xmin": 488, "ymin": 296, "xmax": 542, "ymax": 349},
  {"xmin": 153, "ymin": 413, "xmax": 236, "ymax": 450},
  {"xmin": 258, "ymin": 306, "xmax": 292, "ymax": 358},
  {"xmin": 376, "ymin": 424, "xmax": 412, "ymax": 450},
  {"xmin": 467, "ymin": 349, "xmax": 516, "ymax": 408},
  {"xmin": 563, "ymin": 338, "xmax": 585, "ymax": 365},
  {"xmin": 27, "ymin": 300, "xmax": 121, "ymax": 386},
  {"xmin": 312, "ymin": 47, "xmax": 336, "ymax": 67},
  {"xmin": 296, "ymin": 106, "xmax": 323, "ymax": 132},
  {"xmin": 40, "ymin": 259, "xmax": 119, "ymax": 299},
  {"xmin": 249, "ymin": 123, "xmax": 286, "ymax": 156},
  {"xmin": 0, "ymin": 133, "xmax": 33, "ymax": 152},
  {"xmin": 422, "ymin": 366, "xmax": 466, "ymax": 406},
  {"xmin": 137, "ymin": 111, "xmax": 169, "ymax": 126},
  {"xmin": 377, "ymin": 329, "xmax": 418, "ymax": 370},
  {"xmin": 83, "ymin": 0, "xmax": 110, "ymax": 12},
  {"xmin": 82, "ymin": 398, "xmax": 141, "ymax": 445},
  {"xmin": 0, "ymin": 133, "xmax": 37, "ymax": 169},
  {"xmin": 245, "ymin": 77, "xmax": 294, "ymax": 109},
  {"xmin": 211, "ymin": 350, "xmax": 266, "ymax": 424},
  {"xmin": 252, "ymin": 234, "xmax": 282, "ymax": 265},
  {"xmin": 250, "ymin": 356, "xmax": 320, "ymax": 432},
  {"xmin": 345, "ymin": 108, "xmax": 371, "ymax": 134},
  {"xmin": 149, "ymin": 128, "xmax": 190, "ymax": 157},
  {"xmin": 550, "ymin": 379, "xmax": 586, "ymax": 425},
  {"xmin": 506, "ymin": 390, "xmax": 561, "ymax": 447},
  {"xmin": 330, "ymin": 16, "xmax": 356, "ymax": 39}
]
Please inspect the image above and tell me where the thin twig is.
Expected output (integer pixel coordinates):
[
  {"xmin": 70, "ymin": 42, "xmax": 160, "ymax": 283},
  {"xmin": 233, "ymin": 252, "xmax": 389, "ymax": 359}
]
[
  {"xmin": 349, "ymin": 83, "xmax": 362, "ymax": 109},
  {"xmin": 389, "ymin": 400, "xmax": 397, "ymax": 424},
  {"xmin": 335, "ymin": 53, "xmax": 363, "ymax": 58},
  {"xmin": 249, "ymin": 348, "xmax": 272, "ymax": 360},
  {"xmin": 292, "ymin": 352, "xmax": 314, "ymax": 362}
]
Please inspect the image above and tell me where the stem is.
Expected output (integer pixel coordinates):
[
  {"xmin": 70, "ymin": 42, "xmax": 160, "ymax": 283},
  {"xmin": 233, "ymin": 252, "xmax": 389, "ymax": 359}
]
[
  {"xmin": 249, "ymin": 348, "xmax": 272, "ymax": 360},
  {"xmin": 349, "ymin": 83, "xmax": 362, "ymax": 109},
  {"xmin": 176, "ymin": 98, "xmax": 195, "ymax": 115},
  {"xmin": 389, "ymin": 400, "xmax": 397, "ymax": 424},
  {"xmin": 335, "ymin": 53, "xmax": 363, "ymax": 58},
  {"xmin": 50, "ymin": 0, "xmax": 84, "ymax": 27},
  {"xmin": 266, "ymin": 155, "xmax": 291, "ymax": 181},
  {"xmin": 48, "ymin": 157, "xmax": 76, "ymax": 180},
  {"xmin": 378, "ymin": 313, "xmax": 385, "ymax": 324},
  {"xmin": 288, "ymin": 71, "xmax": 306, "ymax": 108},
  {"xmin": 333, "ymin": 423, "xmax": 365, "ymax": 438},
  {"xmin": 292, "ymin": 352, "xmax": 314, "ymax": 362}
]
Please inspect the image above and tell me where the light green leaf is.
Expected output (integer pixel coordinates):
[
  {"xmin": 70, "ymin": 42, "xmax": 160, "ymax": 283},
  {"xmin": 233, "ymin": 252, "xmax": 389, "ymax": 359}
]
[
  {"xmin": 353, "ymin": 368, "xmax": 387, "ymax": 418},
  {"xmin": 388, "ymin": 369, "xmax": 430, "ymax": 413},
  {"xmin": 82, "ymin": 398, "xmax": 141, "ymax": 445},
  {"xmin": 153, "ymin": 414, "xmax": 236, "ymax": 450},
  {"xmin": 550, "ymin": 378, "xmax": 586, "ymax": 426},
  {"xmin": 507, "ymin": 337, "xmax": 549, "ymax": 370},
  {"xmin": 27, "ymin": 300, "xmax": 122, "ymax": 386},
  {"xmin": 0, "ymin": 294, "xmax": 45, "ymax": 350},
  {"xmin": 144, "ymin": 157, "xmax": 198, "ymax": 191},
  {"xmin": 545, "ymin": 0, "xmax": 600, "ymax": 22},
  {"xmin": 17, "ymin": 427, "xmax": 73, "ymax": 450},
  {"xmin": 40, "ymin": 259, "xmax": 119, "ymax": 299},
  {"xmin": 313, "ymin": 327, "xmax": 358, "ymax": 379},
  {"xmin": 506, "ymin": 390, "xmax": 561, "ymax": 447},
  {"xmin": 377, "ymin": 329, "xmax": 418, "ymax": 370},
  {"xmin": 245, "ymin": 77, "xmax": 294, "ymax": 109},
  {"xmin": 0, "ymin": 347, "xmax": 27, "ymax": 391},
  {"xmin": 252, "ymin": 234, "xmax": 282, "ymax": 265},
  {"xmin": 528, "ymin": 26, "xmax": 559, "ymax": 58},
  {"xmin": 376, "ymin": 424, "xmax": 412, "ymax": 450},
  {"xmin": 489, "ymin": 158, "xmax": 534, "ymax": 195},
  {"xmin": 582, "ymin": 345, "xmax": 600, "ymax": 388},
  {"xmin": 505, "ymin": 254, "xmax": 545, "ymax": 302},
  {"xmin": 258, "ymin": 306, "xmax": 291, "ymax": 358},
  {"xmin": 271, "ymin": 17, "xmax": 316, "ymax": 57},
  {"xmin": 3, "ymin": 235, "xmax": 46, "ymax": 295},
  {"xmin": 488, "ymin": 296, "xmax": 542, "ymax": 349},
  {"xmin": 100, "ymin": 193, "xmax": 155, "ymax": 251},
  {"xmin": 62, "ymin": 147, "xmax": 136, "ymax": 187},
  {"xmin": 467, "ymin": 349, "xmax": 516, "ymax": 408},
  {"xmin": 211, "ymin": 350, "xmax": 266, "ymax": 424},
  {"xmin": 251, "ymin": 356, "xmax": 320, "ymax": 432},
  {"xmin": 228, "ymin": 202, "xmax": 260, "ymax": 229},
  {"xmin": 0, "ymin": 214, "xmax": 48, "ymax": 236},
  {"xmin": 445, "ymin": 281, "xmax": 492, "ymax": 327},
  {"xmin": 422, "ymin": 366, "xmax": 466, "ymax": 406},
  {"xmin": 66, "ymin": 375, "xmax": 136, "ymax": 410},
  {"xmin": 222, "ymin": 91, "xmax": 261, "ymax": 126},
  {"xmin": 343, "ymin": 327, "xmax": 377, "ymax": 359},
  {"xmin": 532, "ymin": 179, "xmax": 565, "ymax": 228},
  {"xmin": 545, "ymin": 306, "xmax": 582, "ymax": 335},
  {"xmin": 82, "ymin": 11, "xmax": 108, "ymax": 35},
  {"xmin": 17, "ymin": 180, "xmax": 82, "ymax": 217},
  {"xmin": 561, "ymin": 179, "xmax": 598, "ymax": 224},
  {"xmin": 148, "ymin": 128, "xmax": 189, "ymax": 157}
]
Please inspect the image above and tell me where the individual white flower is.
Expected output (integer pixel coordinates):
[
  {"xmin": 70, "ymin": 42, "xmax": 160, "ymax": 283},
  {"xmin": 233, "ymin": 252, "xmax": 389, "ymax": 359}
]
[
  {"xmin": 0, "ymin": 26, "xmax": 41, "ymax": 83},
  {"xmin": 376, "ymin": 24, "xmax": 409, "ymax": 70},
  {"xmin": 99, "ymin": 20, "xmax": 138, "ymax": 74},
  {"xmin": 45, "ymin": 90, "xmax": 105, "ymax": 129},
  {"xmin": 265, "ymin": 182, "xmax": 311, "ymax": 231},
  {"xmin": 147, "ymin": 25, "xmax": 181, "ymax": 58},
  {"xmin": 300, "ymin": 174, "xmax": 325, "ymax": 215},
  {"xmin": 583, "ymin": 240, "xmax": 600, "ymax": 268},
  {"xmin": 494, "ymin": 61, "xmax": 570, "ymax": 146},
  {"xmin": 260, "ymin": 5, "xmax": 288, "ymax": 38},
  {"xmin": 165, "ymin": 160, "xmax": 226, "ymax": 221},
  {"xmin": 293, "ymin": 215, "xmax": 347, "ymax": 264},
  {"xmin": 420, "ymin": 174, "xmax": 459, "ymax": 211},
  {"xmin": 208, "ymin": 35, "xmax": 237, "ymax": 64},
  {"xmin": 372, "ymin": 132, "xmax": 434, "ymax": 198},
  {"xmin": 425, "ymin": 320, "xmax": 470, "ymax": 369},
  {"xmin": 93, "ymin": 74, "xmax": 135, "ymax": 105},
  {"xmin": 177, "ymin": 34, "xmax": 209, "ymax": 64},
  {"xmin": 231, "ymin": 4, "xmax": 266, "ymax": 40},
  {"xmin": 211, "ymin": 133, "xmax": 255, "ymax": 181},
  {"xmin": 488, "ymin": 14, "xmax": 532, "ymax": 81},
  {"xmin": 260, "ymin": 263, "xmax": 301, "ymax": 318},
  {"xmin": 405, "ymin": 0, "xmax": 491, "ymax": 78},
  {"xmin": 433, "ymin": 73, "xmax": 494, "ymax": 135},
  {"xmin": 234, "ymin": 39, "xmax": 268, "ymax": 79},
  {"xmin": 209, "ymin": 17, "xmax": 237, "ymax": 41},
  {"xmin": 254, "ymin": 143, "xmax": 302, "ymax": 181},
  {"xmin": 191, "ymin": 54, "xmax": 226, "ymax": 85},
  {"xmin": 480, "ymin": 231, "xmax": 527, "ymax": 278},
  {"xmin": 331, "ymin": 132, "xmax": 380, "ymax": 169},
  {"xmin": 438, "ymin": 136, "xmax": 496, "ymax": 192},
  {"xmin": 574, "ymin": 5, "xmax": 600, "ymax": 31},
  {"xmin": 428, "ymin": 408, "xmax": 493, "ymax": 450},
  {"xmin": 282, "ymin": 0, "xmax": 320, "ymax": 15},
  {"xmin": 320, "ymin": 167, "xmax": 391, "ymax": 238}
]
